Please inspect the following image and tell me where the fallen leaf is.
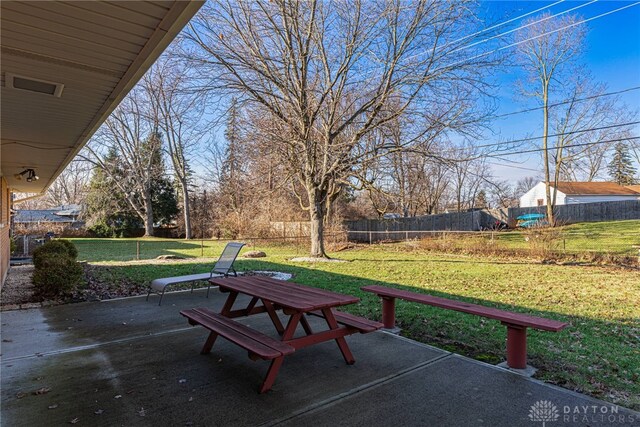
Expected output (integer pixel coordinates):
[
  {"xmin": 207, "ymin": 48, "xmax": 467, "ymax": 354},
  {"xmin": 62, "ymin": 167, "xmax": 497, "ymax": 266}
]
[
  {"xmin": 94, "ymin": 409, "xmax": 104, "ymax": 415},
  {"xmin": 70, "ymin": 418, "xmax": 79, "ymax": 424},
  {"xmin": 138, "ymin": 407, "xmax": 146, "ymax": 417},
  {"xmin": 188, "ymin": 397, "xmax": 193, "ymax": 402},
  {"xmin": 16, "ymin": 392, "xmax": 27, "ymax": 399},
  {"xmin": 114, "ymin": 395, "xmax": 122, "ymax": 399},
  {"xmin": 34, "ymin": 387, "xmax": 51, "ymax": 395},
  {"xmin": 178, "ymin": 379, "xmax": 187, "ymax": 384},
  {"xmin": 49, "ymin": 404, "xmax": 59, "ymax": 409}
]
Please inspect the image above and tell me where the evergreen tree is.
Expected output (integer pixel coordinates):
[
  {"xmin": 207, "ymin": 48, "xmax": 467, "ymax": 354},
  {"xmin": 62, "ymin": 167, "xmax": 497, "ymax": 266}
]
[
  {"xmin": 145, "ymin": 131, "xmax": 179, "ymax": 227},
  {"xmin": 608, "ymin": 142, "xmax": 637, "ymax": 185},
  {"xmin": 474, "ymin": 190, "xmax": 488, "ymax": 209},
  {"xmin": 85, "ymin": 147, "xmax": 142, "ymax": 237},
  {"xmin": 217, "ymin": 98, "xmax": 247, "ymax": 237}
]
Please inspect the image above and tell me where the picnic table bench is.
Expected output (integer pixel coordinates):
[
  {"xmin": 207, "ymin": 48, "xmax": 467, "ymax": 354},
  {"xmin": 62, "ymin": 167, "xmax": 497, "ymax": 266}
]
[
  {"xmin": 182, "ymin": 276, "xmax": 382, "ymax": 393},
  {"xmin": 361, "ymin": 285, "xmax": 568, "ymax": 369}
]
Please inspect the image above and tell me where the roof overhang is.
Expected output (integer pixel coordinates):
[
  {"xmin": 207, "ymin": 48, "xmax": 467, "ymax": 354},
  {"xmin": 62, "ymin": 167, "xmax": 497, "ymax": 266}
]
[{"xmin": 1, "ymin": 0, "xmax": 204, "ymax": 193}]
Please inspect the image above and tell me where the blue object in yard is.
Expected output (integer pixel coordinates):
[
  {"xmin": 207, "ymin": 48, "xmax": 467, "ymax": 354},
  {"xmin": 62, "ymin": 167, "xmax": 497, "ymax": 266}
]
[
  {"xmin": 516, "ymin": 213, "xmax": 548, "ymax": 228},
  {"xmin": 516, "ymin": 213, "xmax": 545, "ymax": 221}
]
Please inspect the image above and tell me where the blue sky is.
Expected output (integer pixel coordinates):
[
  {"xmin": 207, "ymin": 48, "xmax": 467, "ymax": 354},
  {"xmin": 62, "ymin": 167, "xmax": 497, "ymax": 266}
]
[{"xmin": 480, "ymin": 1, "xmax": 640, "ymax": 181}]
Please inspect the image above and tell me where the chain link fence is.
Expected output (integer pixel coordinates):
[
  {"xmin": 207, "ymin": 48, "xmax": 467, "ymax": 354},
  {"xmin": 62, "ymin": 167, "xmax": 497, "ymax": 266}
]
[{"xmin": 346, "ymin": 229, "xmax": 640, "ymax": 266}]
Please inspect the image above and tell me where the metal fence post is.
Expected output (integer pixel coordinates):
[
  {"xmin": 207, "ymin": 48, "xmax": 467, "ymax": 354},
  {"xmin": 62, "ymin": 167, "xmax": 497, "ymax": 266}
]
[
  {"xmin": 136, "ymin": 241, "xmax": 140, "ymax": 260},
  {"xmin": 369, "ymin": 231, "xmax": 372, "ymax": 245}
]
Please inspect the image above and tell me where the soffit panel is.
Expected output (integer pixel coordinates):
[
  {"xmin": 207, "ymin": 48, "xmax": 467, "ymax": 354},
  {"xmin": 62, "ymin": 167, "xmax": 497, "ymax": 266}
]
[{"xmin": 1, "ymin": 0, "xmax": 204, "ymax": 193}]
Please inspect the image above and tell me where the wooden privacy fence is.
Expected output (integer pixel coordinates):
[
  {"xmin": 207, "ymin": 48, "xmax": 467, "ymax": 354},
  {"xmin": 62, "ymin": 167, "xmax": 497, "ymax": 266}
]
[
  {"xmin": 345, "ymin": 200, "xmax": 640, "ymax": 238},
  {"xmin": 509, "ymin": 200, "xmax": 640, "ymax": 225}
]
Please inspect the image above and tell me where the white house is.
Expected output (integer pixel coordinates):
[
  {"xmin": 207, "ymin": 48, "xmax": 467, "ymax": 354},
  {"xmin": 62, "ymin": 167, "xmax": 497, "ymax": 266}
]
[{"xmin": 519, "ymin": 182, "xmax": 640, "ymax": 207}]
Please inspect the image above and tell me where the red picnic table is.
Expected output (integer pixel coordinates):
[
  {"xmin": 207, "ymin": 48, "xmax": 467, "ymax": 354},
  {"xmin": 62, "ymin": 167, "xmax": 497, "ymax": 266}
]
[{"xmin": 180, "ymin": 275, "xmax": 382, "ymax": 393}]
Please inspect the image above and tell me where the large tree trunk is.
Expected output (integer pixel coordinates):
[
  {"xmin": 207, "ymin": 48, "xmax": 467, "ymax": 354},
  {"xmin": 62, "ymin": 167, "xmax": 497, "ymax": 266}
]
[
  {"xmin": 308, "ymin": 188, "xmax": 327, "ymax": 258},
  {"xmin": 181, "ymin": 184, "xmax": 192, "ymax": 239},
  {"xmin": 143, "ymin": 189, "xmax": 154, "ymax": 237}
]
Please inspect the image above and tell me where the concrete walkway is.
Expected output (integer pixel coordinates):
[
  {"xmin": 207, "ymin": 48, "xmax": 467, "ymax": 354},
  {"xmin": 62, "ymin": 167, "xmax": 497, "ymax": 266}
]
[{"xmin": 1, "ymin": 290, "xmax": 638, "ymax": 426}]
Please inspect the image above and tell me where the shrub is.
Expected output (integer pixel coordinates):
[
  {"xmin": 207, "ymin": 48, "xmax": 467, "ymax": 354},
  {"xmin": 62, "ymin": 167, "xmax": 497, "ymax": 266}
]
[
  {"xmin": 87, "ymin": 221, "xmax": 113, "ymax": 238},
  {"xmin": 32, "ymin": 253, "xmax": 83, "ymax": 298},
  {"xmin": 55, "ymin": 239, "xmax": 78, "ymax": 259},
  {"xmin": 10, "ymin": 235, "xmax": 17, "ymax": 254},
  {"xmin": 33, "ymin": 240, "xmax": 74, "ymax": 268}
]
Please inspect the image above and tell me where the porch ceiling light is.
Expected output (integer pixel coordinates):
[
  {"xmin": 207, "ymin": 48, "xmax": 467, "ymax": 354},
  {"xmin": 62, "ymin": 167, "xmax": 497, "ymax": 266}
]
[{"xmin": 14, "ymin": 168, "xmax": 39, "ymax": 182}]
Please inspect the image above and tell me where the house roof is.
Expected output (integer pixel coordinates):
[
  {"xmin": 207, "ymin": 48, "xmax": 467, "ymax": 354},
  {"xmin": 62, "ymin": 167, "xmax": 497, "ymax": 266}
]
[
  {"xmin": 1, "ymin": 1, "xmax": 204, "ymax": 193},
  {"xmin": 625, "ymin": 185, "xmax": 640, "ymax": 194},
  {"xmin": 14, "ymin": 209, "xmax": 80, "ymax": 223},
  {"xmin": 551, "ymin": 181, "xmax": 640, "ymax": 196}
]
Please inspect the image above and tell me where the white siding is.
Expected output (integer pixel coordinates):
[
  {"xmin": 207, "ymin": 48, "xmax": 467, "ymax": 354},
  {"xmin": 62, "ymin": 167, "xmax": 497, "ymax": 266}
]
[
  {"xmin": 520, "ymin": 182, "xmax": 640, "ymax": 206},
  {"xmin": 519, "ymin": 183, "xmax": 565, "ymax": 207},
  {"xmin": 564, "ymin": 195, "xmax": 639, "ymax": 204}
]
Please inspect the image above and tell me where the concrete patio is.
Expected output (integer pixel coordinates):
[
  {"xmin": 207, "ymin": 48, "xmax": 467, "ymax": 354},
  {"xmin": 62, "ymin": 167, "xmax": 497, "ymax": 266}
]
[{"xmin": 1, "ymin": 289, "xmax": 638, "ymax": 426}]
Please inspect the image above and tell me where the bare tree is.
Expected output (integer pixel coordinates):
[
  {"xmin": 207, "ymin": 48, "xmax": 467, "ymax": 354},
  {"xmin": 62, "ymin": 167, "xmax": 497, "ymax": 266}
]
[
  {"xmin": 43, "ymin": 160, "xmax": 91, "ymax": 208},
  {"xmin": 142, "ymin": 55, "xmax": 207, "ymax": 239},
  {"xmin": 550, "ymin": 78, "xmax": 637, "ymax": 184},
  {"xmin": 82, "ymin": 92, "xmax": 165, "ymax": 236},
  {"xmin": 186, "ymin": 0, "xmax": 495, "ymax": 257},
  {"xmin": 515, "ymin": 13, "xmax": 586, "ymax": 224}
]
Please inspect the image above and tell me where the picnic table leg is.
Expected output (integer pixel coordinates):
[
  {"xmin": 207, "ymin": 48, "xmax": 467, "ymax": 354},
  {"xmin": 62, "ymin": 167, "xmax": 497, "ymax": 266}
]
[
  {"xmin": 263, "ymin": 300, "xmax": 286, "ymax": 334},
  {"xmin": 200, "ymin": 332, "xmax": 219, "ymax": 355},
  {"xmin": 503, "ymin": 323, "xmax": 528, "ymax": 369},
  {"xmin": 321, "ymin": 308, "xmax": 355, "ymax": 365},
  {"xmin": 260, "ymin": 356, "xmax": 285, "ymax": 394},
  {"xmin": 282, "ymin": 313, "xmax": 303, "ymax": 340},
  {"xmin": 220, "ymin": 291, "xmax": 239, "ymax": 316},
  {"xmin": 300, "ymin": 315, "xmax": 314, "ymax": 335}
]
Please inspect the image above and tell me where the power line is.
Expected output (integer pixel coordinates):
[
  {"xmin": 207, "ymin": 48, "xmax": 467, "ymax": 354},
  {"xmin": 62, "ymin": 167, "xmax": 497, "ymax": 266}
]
[
  {"xmin": 438, "ymin": 120, "xmax": 639, "ymax": 155},
  {"xmin": 369, "ymin": 0, "xmax": 589, "ymax": 78},
  {"xmin": 472, "ymin": 120, "xmax": 640, "ymax": 151},
  {"xmin": 407, "ymin": 0, "xmax": 568, "ymax": 59},
  {"xmin": 488, "ymin": 135, "xmax": 640, "ymax": 159},
  {"xmin": 448, "ymin": 0, "xmax": 597, "ymax": 56},
  {"xmin": 486, "ymin": 161, "xmax": 541, "ymax": 172},
  {"xmin": 492, "ymin": 86, "xmax": 640, "ymax": 119},
  {"xmin": 439, "ymin": 1, "xmax": 640, "ymax": 72}
]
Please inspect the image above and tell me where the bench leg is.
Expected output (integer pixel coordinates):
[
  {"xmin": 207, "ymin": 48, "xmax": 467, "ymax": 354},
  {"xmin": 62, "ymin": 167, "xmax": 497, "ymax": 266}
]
[
  {"xmin": 146, "ymin": 288, "xmax": 152, "ymax": 302},
  {"xmin": 505, "ymin": 324, "xmax": 527, "ymax": 369},
  {"xmin": 260, "ymin": 356, "xmax": 284, "ymax": 393},
  {"xmin": 201, "ymin": 331, "xmax": 219, "ymax": 355},
  {"xmin": 158, "ymin": 288, "xmax": 166, "ymax": 306},
  {"xmin": 382, "ymin": 297, "xmax": 397, "ymax": 329}
]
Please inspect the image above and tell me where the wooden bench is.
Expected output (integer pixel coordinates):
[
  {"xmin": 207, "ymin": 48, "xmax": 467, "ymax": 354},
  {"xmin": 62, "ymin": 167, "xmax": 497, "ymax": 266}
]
[
  {"xmin": 361, "ymin": 285, "xmax": 568, "ymax": 370},
  {"xmin": 181, "ymin": 308, "xmax": 295, "ymax": 393},
  {"xmin": 308, "ymin": 310, "xmax": 383, "ymax": 333}
]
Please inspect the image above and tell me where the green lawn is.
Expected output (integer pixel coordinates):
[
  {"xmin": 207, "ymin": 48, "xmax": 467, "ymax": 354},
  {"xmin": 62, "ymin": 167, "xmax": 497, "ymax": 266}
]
[
  {"xmin": 71, "ymin": 237, "xmax": 640, "ymax": 410},
  {"xmin": 495, "ymin": 219, "xmax": 640, "ymax": 255}
]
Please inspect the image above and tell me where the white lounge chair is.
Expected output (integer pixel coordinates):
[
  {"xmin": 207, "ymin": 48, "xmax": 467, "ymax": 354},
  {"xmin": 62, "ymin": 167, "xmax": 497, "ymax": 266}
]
[{"xmin": 146, "ymin": 242, "xmax": 245, "ymax": 305}]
